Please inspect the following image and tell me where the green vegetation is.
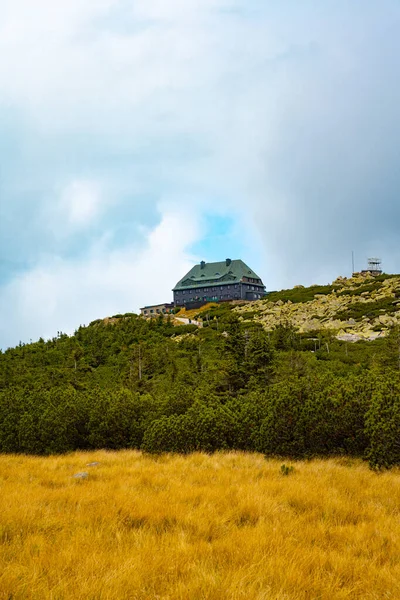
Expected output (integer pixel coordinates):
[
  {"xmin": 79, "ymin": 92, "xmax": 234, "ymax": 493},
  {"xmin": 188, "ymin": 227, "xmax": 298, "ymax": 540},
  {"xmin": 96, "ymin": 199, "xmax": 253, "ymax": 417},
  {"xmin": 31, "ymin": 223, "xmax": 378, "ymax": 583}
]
[
  {"xmin": 336, "ymin": 297, "xmax": 398, "ymax": 322},
  {"xmin": 336, "ymin": 282, "xmax": 383, "ymax": 297},
  {"xmin": 0, "ymin": 304, "xmax": 399, "ymax": 468},
  {"xmin": 264, "ymin": 284, "xmax": 339, "ymax": 304}
]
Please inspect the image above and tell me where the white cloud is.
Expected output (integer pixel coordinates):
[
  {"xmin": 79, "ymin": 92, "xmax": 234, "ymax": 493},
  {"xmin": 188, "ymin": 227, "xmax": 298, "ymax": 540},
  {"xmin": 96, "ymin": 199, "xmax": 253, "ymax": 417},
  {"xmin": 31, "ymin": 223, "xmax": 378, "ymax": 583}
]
[
  {"xmin": 60, "ymin": 180, "xmax": 102, "ymax": 227},
  {"xmin": 0, "ymin": 207, "xmax": 200, "ymax": 348}
]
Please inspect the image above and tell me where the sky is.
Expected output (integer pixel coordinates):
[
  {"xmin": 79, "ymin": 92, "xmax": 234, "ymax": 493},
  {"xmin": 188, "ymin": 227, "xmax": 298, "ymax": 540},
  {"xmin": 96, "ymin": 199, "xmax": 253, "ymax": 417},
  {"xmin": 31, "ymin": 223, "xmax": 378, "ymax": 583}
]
[{"xmin": 1, "ymin": 0, "xmax": 400, "ymax": 348}]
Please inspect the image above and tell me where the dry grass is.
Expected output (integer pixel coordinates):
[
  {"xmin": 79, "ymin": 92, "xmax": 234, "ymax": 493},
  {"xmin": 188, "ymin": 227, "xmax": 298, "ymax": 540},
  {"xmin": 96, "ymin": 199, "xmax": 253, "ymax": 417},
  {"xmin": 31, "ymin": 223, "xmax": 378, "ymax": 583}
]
[
  {"xmin": 0, "ymin": 452, "xmax": 399, "ymax": 600},
  {"xmin": 175, "ymin": 303, "xmax": 218, "ymax": 319}
]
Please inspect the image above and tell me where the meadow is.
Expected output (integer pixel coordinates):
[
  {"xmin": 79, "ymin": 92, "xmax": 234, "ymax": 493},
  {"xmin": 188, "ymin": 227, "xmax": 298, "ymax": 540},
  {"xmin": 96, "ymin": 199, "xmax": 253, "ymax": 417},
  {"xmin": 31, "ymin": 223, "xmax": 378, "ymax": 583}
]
[{"xmin": 0, "ymin": 451, "xmax": 399, "ymax": 599}]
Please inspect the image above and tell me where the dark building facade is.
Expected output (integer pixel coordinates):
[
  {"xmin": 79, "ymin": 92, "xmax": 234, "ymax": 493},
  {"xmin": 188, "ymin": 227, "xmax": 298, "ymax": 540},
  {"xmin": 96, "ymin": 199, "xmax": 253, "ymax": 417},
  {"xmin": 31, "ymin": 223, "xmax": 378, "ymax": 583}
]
[{"xmin": 173, "ymin": 258, "xmax": 266, "ymax": 307}]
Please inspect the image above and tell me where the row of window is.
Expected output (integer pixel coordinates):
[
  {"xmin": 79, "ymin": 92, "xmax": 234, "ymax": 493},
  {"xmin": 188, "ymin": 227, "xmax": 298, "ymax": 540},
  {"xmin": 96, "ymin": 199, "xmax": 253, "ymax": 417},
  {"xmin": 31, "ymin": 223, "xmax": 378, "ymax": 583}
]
[
  {"xmin": 177, "ymin": 285, "xmax": 238, "ymax": 295},
  {"xmin": 176, "ymin": 284, "xmax": 263, "ymax": 295},
  {"xmin": 177, "ymin": 291, "xmax": 263, "ymax": 305},
  {"xmin": 179, "ymin": 295, "xmax": 238, "ymax": 304}
]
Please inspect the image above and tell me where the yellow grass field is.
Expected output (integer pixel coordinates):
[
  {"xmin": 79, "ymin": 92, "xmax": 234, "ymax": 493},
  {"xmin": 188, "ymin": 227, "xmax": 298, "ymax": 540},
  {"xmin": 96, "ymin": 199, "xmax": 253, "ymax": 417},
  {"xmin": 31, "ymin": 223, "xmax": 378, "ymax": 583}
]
[{"xmin": 0, "ymin": 452, "xmax": 399, "ymax": 599}]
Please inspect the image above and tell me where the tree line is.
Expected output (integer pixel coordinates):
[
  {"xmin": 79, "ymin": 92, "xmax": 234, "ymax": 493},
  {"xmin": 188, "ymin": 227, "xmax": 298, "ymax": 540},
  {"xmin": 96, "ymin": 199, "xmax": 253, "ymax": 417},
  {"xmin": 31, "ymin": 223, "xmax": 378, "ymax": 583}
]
[{"xmin": 0, "ymin": 309, "xmax": 399, "ymax": 468}]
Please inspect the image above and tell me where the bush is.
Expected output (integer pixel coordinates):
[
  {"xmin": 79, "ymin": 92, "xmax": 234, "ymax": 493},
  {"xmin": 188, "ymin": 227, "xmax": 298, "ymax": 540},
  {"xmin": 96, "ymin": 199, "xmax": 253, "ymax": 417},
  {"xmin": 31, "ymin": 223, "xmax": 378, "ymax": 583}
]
[
  {"xmin": 265, "ymin": 284, "xmax": 338, "ymax": 304},
  {"xmin": 88, "ymin": 389, "xmax": 142, "ymax": 450},
  {"xmin": 142, "ymin": 414, "xmax": 195, "ymax": 454},
  {"xmin": 142, "ymin": 402, "xmax": 238, "ymax": 454},
  {"xmin": 366, "ymin": 387, "xmax": 400, "ymax": 469},
  {"xmin": 257, "ymin": 384, "xmax": 306, "ymax": 457}
]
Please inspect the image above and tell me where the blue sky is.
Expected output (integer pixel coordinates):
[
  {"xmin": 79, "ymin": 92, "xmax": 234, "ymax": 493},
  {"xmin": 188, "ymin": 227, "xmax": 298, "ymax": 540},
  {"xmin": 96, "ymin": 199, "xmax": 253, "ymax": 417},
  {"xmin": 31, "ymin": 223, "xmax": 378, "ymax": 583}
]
[{"xmin": 1, "ymin": 0, "xmax": 400, "ymax": 348}]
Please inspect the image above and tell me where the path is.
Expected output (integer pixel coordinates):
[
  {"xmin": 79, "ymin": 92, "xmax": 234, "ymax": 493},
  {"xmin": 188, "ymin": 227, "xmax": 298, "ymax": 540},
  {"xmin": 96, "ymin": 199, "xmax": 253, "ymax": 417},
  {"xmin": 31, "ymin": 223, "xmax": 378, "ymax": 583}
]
[{"xmin": 175, "ymin": 317, "xmax": 202, "ymax": 327}]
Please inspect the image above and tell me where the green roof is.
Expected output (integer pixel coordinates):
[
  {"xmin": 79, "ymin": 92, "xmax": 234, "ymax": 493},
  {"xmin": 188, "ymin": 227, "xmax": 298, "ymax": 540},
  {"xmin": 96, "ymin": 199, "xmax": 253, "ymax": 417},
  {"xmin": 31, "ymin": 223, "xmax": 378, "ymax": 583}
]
[{"xmin": 173, "ymin": 259, "xmax": 265, "ymax": 291}]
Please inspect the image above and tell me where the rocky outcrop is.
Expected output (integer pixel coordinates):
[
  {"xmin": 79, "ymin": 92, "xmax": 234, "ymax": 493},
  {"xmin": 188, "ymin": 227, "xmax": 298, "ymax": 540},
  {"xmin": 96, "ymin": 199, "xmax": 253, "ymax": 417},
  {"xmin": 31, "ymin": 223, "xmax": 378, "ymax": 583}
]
[{"xmin": 233, "ymin": 273, "xmax": 400, "ymax": 342}]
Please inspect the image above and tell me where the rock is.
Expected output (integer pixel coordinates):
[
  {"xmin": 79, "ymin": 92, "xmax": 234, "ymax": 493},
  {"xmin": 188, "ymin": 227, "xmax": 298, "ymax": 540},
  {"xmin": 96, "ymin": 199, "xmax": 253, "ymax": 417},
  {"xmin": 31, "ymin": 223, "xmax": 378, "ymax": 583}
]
[
  {"xmin": 73, "ymin": 472, "xmax": 89, "ymax": 479},
  {"xmin": 336, "ymin": 333, "xmax": 360, "ymax": 342},
  {"xmin": 379, "ymin": 314, "xmax": 393, "ymax": 325},
  {"xmin": 86, "ymin": 462, "xmax": 100, "ymax": 467}
]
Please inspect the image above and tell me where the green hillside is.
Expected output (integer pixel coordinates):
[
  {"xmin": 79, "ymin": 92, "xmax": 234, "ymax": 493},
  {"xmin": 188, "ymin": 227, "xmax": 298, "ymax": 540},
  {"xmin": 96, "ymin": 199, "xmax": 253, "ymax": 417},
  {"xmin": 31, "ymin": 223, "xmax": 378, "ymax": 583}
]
[{"xmin": 0, "ymin": 273, "xmax": 399, "ymax": 468}]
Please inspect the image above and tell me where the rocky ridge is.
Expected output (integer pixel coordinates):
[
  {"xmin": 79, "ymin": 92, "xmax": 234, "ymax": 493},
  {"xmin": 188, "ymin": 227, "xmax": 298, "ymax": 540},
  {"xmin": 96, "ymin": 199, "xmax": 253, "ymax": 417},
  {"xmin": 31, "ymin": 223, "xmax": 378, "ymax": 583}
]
[{"xmin": 233, "ymin": 273, "xmax": 400, "ymax": 342}]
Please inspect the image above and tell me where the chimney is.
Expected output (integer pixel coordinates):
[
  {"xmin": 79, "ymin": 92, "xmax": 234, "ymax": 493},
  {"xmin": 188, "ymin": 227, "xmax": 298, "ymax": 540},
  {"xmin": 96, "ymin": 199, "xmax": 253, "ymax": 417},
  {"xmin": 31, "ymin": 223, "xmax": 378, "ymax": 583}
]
[
  {"xmin": 200, "ymin": 260, "xmax": 206, "ymax": 269},
  {"xmin": 226, "ymin": 258, "xmax": 231, "ymax": 266}
]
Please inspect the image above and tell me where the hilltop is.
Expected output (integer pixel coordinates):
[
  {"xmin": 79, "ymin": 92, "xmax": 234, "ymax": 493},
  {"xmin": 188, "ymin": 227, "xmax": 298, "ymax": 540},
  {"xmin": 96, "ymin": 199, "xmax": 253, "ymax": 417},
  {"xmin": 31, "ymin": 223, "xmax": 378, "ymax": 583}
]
[
  {"xmin": 232, "ymin": 272, "xmax": 400, "ymax": 342},
  {"xmin": 174, "ymin": 272, "xmax": 400, "ymax": 343},
  {"xmin": 0, "ymin": 272, "xmax": 399, "ymax": 467},
  {"xmin": 100, "ymin": 272, "xmax": 400, "ymax": 342}
]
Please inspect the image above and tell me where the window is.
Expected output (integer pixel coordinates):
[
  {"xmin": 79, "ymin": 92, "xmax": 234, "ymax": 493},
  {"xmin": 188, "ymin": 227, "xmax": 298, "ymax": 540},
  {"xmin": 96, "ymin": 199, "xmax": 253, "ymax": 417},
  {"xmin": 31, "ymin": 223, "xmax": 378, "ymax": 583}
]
[
  {"xmin": 150, "ymin": 309, "xmax": 154, "ymax": 314},
  {"xmin": 182, "ymin": 290, "xmax": 186, "ymax": 294}
]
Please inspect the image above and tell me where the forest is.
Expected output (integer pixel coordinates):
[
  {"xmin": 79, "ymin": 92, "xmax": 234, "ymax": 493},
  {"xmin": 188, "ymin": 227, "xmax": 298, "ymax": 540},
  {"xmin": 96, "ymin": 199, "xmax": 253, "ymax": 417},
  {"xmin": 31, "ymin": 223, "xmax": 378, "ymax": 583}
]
[{"xmin": 0, "ymin": 303, "xmax": 399, "ymax": 468}]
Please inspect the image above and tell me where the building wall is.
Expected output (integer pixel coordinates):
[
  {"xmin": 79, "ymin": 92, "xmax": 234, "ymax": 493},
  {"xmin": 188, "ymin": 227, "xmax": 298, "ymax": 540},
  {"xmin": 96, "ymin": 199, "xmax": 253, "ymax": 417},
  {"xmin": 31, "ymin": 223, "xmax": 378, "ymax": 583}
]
[{"xmin": 173, "ymin": 283, "xmax": 265, "ymax": 306}]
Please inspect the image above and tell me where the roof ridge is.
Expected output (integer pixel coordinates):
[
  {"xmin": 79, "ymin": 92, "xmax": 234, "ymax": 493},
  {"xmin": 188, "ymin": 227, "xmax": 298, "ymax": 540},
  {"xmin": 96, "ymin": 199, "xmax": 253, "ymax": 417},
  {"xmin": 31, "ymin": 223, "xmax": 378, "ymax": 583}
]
[{"xmin": 172, "ymin": 258, "xmax": 264, "ymax": 290}]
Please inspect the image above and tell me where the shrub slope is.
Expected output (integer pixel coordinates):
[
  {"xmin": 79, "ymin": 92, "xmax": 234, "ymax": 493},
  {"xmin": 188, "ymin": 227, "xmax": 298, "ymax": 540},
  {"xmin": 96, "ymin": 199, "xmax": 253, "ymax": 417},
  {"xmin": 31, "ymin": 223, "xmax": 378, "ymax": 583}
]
[{"xmin": 1, "ymin": 274, "xmax": 400, "ymax": 467}]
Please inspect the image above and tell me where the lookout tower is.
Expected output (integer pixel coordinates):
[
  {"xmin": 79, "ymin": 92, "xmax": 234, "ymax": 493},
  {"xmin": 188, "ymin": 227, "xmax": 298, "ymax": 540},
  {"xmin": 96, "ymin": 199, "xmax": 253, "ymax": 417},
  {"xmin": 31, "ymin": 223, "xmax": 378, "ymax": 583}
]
[{"xmin": 361, "ymin": 257, "xmax": 382, "ymax": 277}]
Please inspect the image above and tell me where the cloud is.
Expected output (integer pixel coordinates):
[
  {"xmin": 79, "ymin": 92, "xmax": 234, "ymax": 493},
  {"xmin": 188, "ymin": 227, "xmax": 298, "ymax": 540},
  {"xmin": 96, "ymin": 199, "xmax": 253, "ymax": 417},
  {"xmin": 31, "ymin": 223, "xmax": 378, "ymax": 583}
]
[
  {"xmin": 0, "ymin": 207, "xmax": 200, "ymax": 348},
  {"xmin": 58, "ymin": 180, "xmax": 103, "ymax": 228}
]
